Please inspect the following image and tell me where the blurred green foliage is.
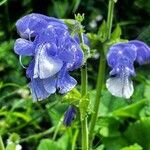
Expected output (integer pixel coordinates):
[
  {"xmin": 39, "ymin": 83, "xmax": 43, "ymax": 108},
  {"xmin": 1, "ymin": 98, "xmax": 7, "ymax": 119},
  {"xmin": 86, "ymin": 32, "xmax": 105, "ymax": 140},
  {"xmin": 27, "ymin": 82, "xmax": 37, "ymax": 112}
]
[{"xmin": 0, "ymin": 0, "xmax": 150, "ymax": 150}]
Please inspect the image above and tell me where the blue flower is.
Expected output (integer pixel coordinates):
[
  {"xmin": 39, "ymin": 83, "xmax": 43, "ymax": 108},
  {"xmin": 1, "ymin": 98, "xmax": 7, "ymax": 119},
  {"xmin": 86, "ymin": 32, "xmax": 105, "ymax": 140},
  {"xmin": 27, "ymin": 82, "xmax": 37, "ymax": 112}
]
[
  {"xmin": 63, "ymin": 106, "xmax": 76, "ymax": 126},
  {"xmin": 106, "ymin": 40, "xmax": 150, "ymax": 99},
  {"xmin": 14, "ymin": 13, "xmax": 84, "ymax": 101}
]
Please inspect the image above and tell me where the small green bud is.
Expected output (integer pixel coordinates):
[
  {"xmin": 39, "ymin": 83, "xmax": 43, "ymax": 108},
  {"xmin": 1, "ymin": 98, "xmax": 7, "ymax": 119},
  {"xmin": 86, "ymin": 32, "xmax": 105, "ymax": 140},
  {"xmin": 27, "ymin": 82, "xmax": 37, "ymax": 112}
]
[{"xmin": 75, "ymin": 13, "xmax": 85, "ymax": 23}]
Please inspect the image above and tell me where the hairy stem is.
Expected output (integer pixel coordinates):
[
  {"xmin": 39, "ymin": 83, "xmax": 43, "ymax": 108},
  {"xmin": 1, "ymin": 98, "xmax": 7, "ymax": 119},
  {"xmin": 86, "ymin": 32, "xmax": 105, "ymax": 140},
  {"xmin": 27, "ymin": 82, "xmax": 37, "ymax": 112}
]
[
  {"xmin": 79, "ymin": 31, "xmax": 89, "ymax": 150},
  {"xmin": 81, "ymin": 65, "xmax": 88, "ymax": 150}
]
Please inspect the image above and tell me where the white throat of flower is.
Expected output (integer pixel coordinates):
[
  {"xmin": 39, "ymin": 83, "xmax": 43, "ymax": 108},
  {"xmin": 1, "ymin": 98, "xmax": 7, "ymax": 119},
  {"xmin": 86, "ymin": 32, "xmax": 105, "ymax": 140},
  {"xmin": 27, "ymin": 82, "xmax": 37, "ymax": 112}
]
[{"xmin": 106, "ymin": 69, "xmax": 134, "ymax": 99}]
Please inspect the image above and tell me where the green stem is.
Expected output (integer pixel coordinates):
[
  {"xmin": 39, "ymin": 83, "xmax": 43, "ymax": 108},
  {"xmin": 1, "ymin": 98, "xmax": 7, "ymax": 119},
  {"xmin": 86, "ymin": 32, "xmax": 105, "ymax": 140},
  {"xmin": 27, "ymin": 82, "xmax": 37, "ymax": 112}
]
[
  {"xmin": 20, "ymin": 127, "xmax": 55, "ymax": 143},
  {"xmin": 79, "ymin": 31, "xmax": 88, "ymax": 150},
  {"xmin": 52, "ymin": 116, "xmax": 63, "ymax": 140},
  {"xmin": 71, "ymin": 129, "xmax": 79, "ymax": 150},
  {"xmin": 107, "ymin": 0, "xmax": 114, "ymax": 39},
  {"xmin": 81, "ymin": 119, "xmax": 88, "ymax": 150},
  {"xmin": 81, "ymin": 65, "xmax": 87, "ymax": 96},
  {"xmin": 89, "ymin": 51, "xmax": 106, "ymax": 146},
  {"xmin": 81, "ymin": 65, "xmax": 88, "ymax": 150},
  {"xmin": 89, "ymin": 0, "xmax": 115, "ymax": 147}
]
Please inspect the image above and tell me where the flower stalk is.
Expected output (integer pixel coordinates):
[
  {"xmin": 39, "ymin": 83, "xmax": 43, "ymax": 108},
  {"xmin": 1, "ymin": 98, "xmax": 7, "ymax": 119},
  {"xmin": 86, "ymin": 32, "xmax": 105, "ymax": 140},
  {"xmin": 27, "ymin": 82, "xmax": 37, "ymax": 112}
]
[{"xmin": 89, "ymin": 0, "xmax": 115, "ymax": 147}]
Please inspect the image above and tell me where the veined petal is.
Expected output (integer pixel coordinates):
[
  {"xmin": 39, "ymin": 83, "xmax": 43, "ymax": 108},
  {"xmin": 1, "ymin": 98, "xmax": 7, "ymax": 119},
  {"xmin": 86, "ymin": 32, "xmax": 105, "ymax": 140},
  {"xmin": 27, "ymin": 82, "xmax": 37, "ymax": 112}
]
[
  {"xmin": 129, "ymin": 40, "xmax": 150, "ymax": 65},
  {"xmin": 34, "ymin": 43, "xmax": 63, "ymax": 79},
  {"xmin": 106, "ymin": 71, "xmax": 134, "ymax": 99},
  {"xmin": 110, "ymin": 57, "xmax": 136, "ymax": 76},
  {"xmin": 16, "ymin": 13, "xmax": 68, "ymax": 39},
  {"xmin": 30, "ymin": 13, "xmax": 68, "ymax": 29},
  {"xmin": 58, "ymin": 38, "xmax": 75, "ymax": 63},
  {"xmin": 16, "ymin": 15, "xmax": 48, "ymax": 38},
  {"xmin": 14, "ymin": 38, "xmax": 35, "ymax": 56},
  {"xmin": 107, "ymin": 43, "xmax": 137, "ymax": 68},
  {"xmin": 29, "ymin": 78, "xmax": 49, "ymax": 102},
  {"xmin": 57, "ymin": 68, "xmax": 77, "ymax": 94},
  {"xmin": 68, "ymin": 45, "xmax": 83, "ymax": 71},
  {"xmin": 29, "ymin": 77, "xmax": 57, "ymax": 101},
  {"xmin": 43, "ymin": 76, "xmax": 56, "ymax": 93},
  {"xmin": 26, "ymin": 59, "xmax": 35, "ymax": 78},
  {"xmin": 58, "ymin": 38, "xmax": 83, "ymax": 71}
]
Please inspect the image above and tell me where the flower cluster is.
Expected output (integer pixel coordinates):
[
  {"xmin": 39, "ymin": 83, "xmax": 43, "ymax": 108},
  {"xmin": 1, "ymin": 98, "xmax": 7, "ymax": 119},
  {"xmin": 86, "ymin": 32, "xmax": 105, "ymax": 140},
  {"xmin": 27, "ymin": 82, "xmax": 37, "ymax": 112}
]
[
  {"xmin": 106, "ymin": 40, "xmax": 150, "ymax": 99},
  {"xmin": 14, "ymin": 13, "xmax": 83, "ymax": 101}
]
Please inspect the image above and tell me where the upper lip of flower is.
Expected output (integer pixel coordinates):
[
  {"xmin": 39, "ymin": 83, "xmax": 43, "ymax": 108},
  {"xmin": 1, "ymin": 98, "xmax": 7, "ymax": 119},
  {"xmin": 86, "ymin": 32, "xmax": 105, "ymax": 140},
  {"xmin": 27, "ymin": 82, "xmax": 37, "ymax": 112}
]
[{"xmin": 16, "ymin": 13, "xmax": 68, "ymax": 39}]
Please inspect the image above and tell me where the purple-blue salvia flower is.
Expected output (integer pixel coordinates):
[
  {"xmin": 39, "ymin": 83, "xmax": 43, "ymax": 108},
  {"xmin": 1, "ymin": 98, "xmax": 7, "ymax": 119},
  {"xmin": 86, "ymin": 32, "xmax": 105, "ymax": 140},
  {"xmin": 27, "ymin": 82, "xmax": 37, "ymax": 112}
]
[
  {"xmin": 106, "ymin": 40, "xmax": 150, "ymax": 99},
  {"xmin": 63, "ymin": 106, "xmax": 76, "ymax": 126},
  {"xmin": 14, "ymin": 13, "xmax": 84, "ymax": 101}
]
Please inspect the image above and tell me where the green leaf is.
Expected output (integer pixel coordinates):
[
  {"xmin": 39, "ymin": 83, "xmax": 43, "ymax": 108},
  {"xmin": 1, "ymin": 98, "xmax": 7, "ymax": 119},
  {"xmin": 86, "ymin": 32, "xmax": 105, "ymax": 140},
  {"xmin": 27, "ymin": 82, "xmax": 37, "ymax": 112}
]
[
  {"xmin": 53, "ymin": 1, "xmax": 68, "ymax": 18},
  {"xmin": 57, "ymin": 133, "xmax": 69, "ymax": 150},
  {"xmin": 62, "ymin": 88, "xmax": 81, "ymax": 105},
  {"xmin": 112, "ymin": 99, "xmax": 146, "ymax": 119},
  {"xmin": 89, "ymin": 90, "xmax": 128, "ymax": 116},
  {"xmin": 120, "ymin": 143, "xmax": 143, "ymax": 150},
  {"xmin": 63, "ymin": 19, "xmax": 78, "ymax": 31},
  {"xmin": 37, "ymin": 134, "xmax": 69, "ymax": 150},
  {"xmin": 124, "ymin": 117, "xmax": 150, "ymax": 150},
  {"xmin": 86, "ymin": 33, "xmax": 101, "ymax": 51},
  {"xmin": 37, "ymin": 139, "xmax": 61, "ymax": 150},
  {"xmin": 132, "ymin": 84, "xmax": 145, "ymax": 102},
  {"xmin": 98, "ymin": 117, "xmax": 121, "ymax": 137},
  {"xmin": 137, "ymin": 26, "xmax": 150, "ymax": 43},
  {"xmin": 87, "ymin": 33, "xmax": 98, "ymax": 41},
  {"xmin": 0, "ymin": 136, "xmax": 5, "ymax": 150},
  {"xmin": 98, "ymin": 20, "xmax": 108, "ymax": 42},
  {"xmin": 110, "ymin": 24, "xmax": 122, "ymax": 40},
  {"xmin": 102, "ymin": 136, "xmax": 127, "ymax": 150},
  {"xmin": 46, "ymin": 102, "xmax": 66, "ymax": 126},
  {"xmin": 144, "ymin": 80, "xmax": 150, "ymax": 99},
  {"xmin": 0, "ymin": 111, "xmax": 31, "ymax": 122},
  {"xmin": 72, "ymin": 0, "xmax": 81, "ymax": 13},
  {"xmin": 95, "ymin": 144, "xmax": 105, "ymax": 150}
]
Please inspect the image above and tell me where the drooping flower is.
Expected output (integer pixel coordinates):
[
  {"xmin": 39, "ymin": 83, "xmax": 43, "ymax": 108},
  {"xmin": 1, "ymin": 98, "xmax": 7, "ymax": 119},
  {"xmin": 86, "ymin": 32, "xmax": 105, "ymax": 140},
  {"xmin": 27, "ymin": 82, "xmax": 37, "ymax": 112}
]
[
  {"xmin": 106, "ymin": 40, "xmax": 150, "ymax": 99},
  {"xmin": 14, "ymin": 13, "xmax": 84, "ymax": 101},
  {"xmin": 63, "ymin": 106, "xmax": 76, "ymax": 126}
]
